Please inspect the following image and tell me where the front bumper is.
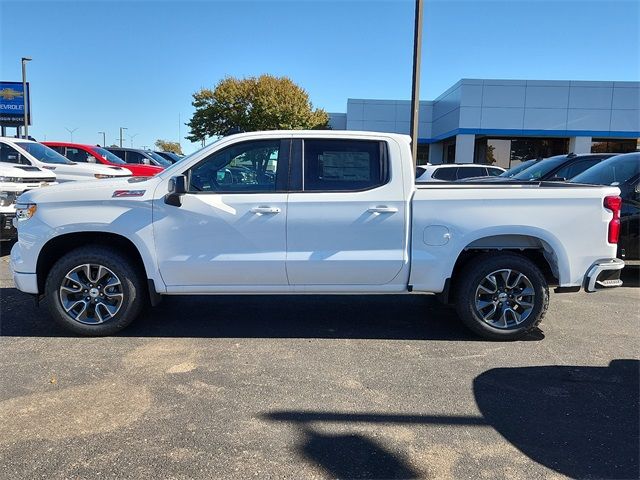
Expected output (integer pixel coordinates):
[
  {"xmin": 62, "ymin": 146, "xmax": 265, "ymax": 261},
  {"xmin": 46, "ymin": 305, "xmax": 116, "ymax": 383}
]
[
  {"xmin": 584, "ymin": 258, "xmax": 625, "ymax": 292},
  {"xmin": 0, "ymin": 213, "xmax": 16, "ymax": 240}
]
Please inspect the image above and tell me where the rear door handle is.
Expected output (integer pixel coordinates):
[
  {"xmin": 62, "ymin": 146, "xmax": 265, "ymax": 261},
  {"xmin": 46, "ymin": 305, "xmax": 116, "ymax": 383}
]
[
  {"xmin": 251, "ymin": 206, "xmax": 281, "ymax": 214},
  {"xmin": 368, "ymin": 206, "xmax": 398, "ymax": 214}
]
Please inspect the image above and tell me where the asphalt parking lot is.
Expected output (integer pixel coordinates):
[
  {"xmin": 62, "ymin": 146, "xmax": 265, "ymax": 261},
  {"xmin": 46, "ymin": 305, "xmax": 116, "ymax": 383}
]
[{"xmin": 0, "ymin": 245, "xmax": 638, "ymax": 480}]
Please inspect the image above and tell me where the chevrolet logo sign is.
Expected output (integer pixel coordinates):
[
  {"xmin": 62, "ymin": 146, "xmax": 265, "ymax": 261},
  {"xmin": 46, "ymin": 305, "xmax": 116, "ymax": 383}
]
[{"xmin": 0, "ymin": 88, "xmax": 23, "ymax": 100}]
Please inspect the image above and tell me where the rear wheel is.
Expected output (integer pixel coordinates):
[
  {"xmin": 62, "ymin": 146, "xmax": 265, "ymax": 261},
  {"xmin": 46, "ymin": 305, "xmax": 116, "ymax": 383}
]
[
  {"xmin": 455, "ymin": 253, "xmax": 549, "ymax": 340},
  {"xmin": 45, "ymin": 246, "xmax": 144, "ymax": 335}
]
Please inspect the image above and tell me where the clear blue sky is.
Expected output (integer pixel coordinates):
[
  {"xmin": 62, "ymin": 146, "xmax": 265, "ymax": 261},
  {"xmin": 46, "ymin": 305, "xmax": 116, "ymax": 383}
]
[{"xmin": 1, "ymin": 0, "xmax": 638, "ymax": 153}]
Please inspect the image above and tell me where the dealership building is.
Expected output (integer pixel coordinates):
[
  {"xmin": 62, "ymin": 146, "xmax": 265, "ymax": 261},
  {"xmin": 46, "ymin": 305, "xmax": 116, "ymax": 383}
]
[{"xmin": 329, "ymin": 79, "xmax": 640, "ymax": 168}]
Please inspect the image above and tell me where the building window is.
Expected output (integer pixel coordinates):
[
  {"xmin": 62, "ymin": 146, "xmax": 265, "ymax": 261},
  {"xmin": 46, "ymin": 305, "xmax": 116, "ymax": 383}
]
[
  {"xmin": 591, "ymin": 138, "xmax": 638, "ymax": 153},
  {"xmin": 416, "ymin": 145, "xmax": 429, "ymax": 165},
  {"xmin": 475, "ymin": 137, "xmax": 569, "ymax": 169}
]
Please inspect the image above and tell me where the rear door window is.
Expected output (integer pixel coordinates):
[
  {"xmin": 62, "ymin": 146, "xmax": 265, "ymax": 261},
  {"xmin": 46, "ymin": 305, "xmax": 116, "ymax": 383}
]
[
  {"xmin": 126, "ymin": 151, "xmax": 146, "ymax": 164},
  {"xmin": 109, "ymin": 150, "xmax": 126, "ymax": 161},
  {"xmin": 302, "ymin": 139, "xmax": 387, "ymax": 191},
  {"xmin": 432, "ymin": 167, "xmax": 458, "ymax": 181},
  {"xmin": 456, "ymin": 167, "xmax": 485, "ymax": 179},
  {"xmin": 65, "ymin": 147, "xmax": 98, "ymax": 163},
  {"xmin": 554, "ymin": 159, "xmax": 602, "ymax": 180}
]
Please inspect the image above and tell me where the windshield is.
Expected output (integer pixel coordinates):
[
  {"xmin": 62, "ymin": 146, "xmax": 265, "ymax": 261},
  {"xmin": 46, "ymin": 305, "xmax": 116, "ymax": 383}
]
[
  {"xmin": 94, "ymin": 146, "xmax": 126, "ymax": 165},
  {"xmin": 15, "ymin": 142, "xmax": 74, "ymax": 165},
  {"xmin": 512, "ymin": 155, "xmax": 568, "ymax": 180},
  {"xmin": 500, "ymin": 159, "xmax": 537, "ymax": 177},
  {"xmin": 570, "ymin": 153, "xmax": 640, "ymax": 186},
  {"xmin": 145, "ymin": 151, "xmax": 172, "ymax": 167}
]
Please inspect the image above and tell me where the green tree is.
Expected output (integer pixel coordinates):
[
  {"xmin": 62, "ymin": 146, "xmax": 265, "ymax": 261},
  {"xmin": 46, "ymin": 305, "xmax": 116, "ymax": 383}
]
[
  {"xmin": 154, "ymin": 139, "xmax": 183, "ymax": 155},
  {"xmin": 486, "ymin": 144, "xmax": 496, "ymax": 165},
  {"xmin": 186, "ymin": 75, "xmax": 329, "ymax": 143}
]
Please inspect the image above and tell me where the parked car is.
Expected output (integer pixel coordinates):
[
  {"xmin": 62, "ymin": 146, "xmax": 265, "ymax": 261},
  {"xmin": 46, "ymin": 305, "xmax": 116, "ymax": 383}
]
[
  {"xmin": 570, "ymin": 152, "xmax": 640, "ymax": 263},
  {"xmin": 11, "ymin": 131, "xmax": 624, "ymax": 340},
  {"xmin": 465, "ymin": 153, "xmax": 618, "ymax": 183},
  {"xmin": 106, "ymin": 147, "xmax": 172, "ymax": 168},
  {"xmin": 0, "ymin": 160, "xmax": 56, "ymax": 241},
  {"xmin": 459, "ymin": 159, "xmax": 543, "ymax": 182},
  {"xmin": 154, "ymin": 151, "xmax": 183, "ymax": 164},
  {"xmin": 499, "ymin": 159, "xmax": 542, "ymax": 178},
  {"xmin": 0, "ymin": 138, "xmax": 132, "ymax": 183},
  {"xmin": 416, "ymin": 163, "xmax": 505, "ymax": 181},
  {"xmin": 44, "ymin": 142, "xmax": 164, "ymax": 177}
]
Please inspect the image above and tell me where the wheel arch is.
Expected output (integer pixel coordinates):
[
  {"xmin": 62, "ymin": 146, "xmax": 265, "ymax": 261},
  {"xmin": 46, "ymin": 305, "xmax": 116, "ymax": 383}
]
[
  {"xmin": 439, "ymin": 233, "xmax": 565, "ymax": 304},
  {"xmin": 36, "ymin": 231, "xmax": 153, "ymax": 294}
]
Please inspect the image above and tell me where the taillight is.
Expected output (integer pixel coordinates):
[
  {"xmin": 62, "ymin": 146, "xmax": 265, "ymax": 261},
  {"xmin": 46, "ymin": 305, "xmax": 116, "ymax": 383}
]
[{"xmin": 604, "ymin": 195, "xmax": 622, "ymax": 244}]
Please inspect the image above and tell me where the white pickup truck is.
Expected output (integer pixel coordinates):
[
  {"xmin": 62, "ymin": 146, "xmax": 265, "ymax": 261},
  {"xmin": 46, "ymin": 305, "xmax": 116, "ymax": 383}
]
[
  {"xmin": 0, "ymin": 137, "xmax": 132, "ymax": 182},
  {"xmin": 0, "ymin": 163, "xmax": 56, "ymax": 241},
  {"xmin": 10, "ymin": 131, "xmax": 625, "ymax": 340}
]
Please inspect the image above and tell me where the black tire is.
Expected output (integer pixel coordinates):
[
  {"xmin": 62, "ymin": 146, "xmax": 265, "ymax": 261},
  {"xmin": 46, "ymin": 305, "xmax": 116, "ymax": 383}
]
[
  {"xmin": 455, "ymin": 252, "xmax": 549, "ymax": 341},
  {"xmin": 44, "ymin": 246, "xmax": 145, "ymax": 336}
]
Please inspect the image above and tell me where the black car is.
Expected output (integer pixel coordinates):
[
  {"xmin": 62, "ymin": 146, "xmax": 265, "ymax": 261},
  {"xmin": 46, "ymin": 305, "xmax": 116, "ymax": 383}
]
[
  {"xmin": 106, "ymin": 147, "xmax": 172, "ymax": 168},
  {"xmin": 463, "ymin": 153, "xmax": 618, "ymax": 183},
  {"xmin": 570, "ymin": 152, "xmax": 640, "ymax": 262},
  {"xmin": 154, "ymin": 151, "xmax": 183, "ymax": 164}
]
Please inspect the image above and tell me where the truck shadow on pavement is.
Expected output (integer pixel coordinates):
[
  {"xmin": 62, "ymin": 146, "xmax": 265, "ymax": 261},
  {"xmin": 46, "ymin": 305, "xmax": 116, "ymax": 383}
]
[
  {"xmin": 262, "ymin": 359, "xmax": 639, "ymax": 479},
  {"xmin": 0, "ymin": 288, "xmax": 545, "ymax": 341}
]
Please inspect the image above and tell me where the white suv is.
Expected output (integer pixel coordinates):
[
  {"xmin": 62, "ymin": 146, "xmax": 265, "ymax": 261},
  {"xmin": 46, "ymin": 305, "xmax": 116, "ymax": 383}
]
[
  {"xmin": 0, "ymin": 138, "xmax": 132, "ymax": 183},
  {"xmin": 416, "ymin": 163, "xmax": 505, "ymax": 182}
]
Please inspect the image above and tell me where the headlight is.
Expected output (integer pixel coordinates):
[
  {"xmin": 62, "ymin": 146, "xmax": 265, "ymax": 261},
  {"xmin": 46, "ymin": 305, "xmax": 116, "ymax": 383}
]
[
  {"xmin": 0, "ymin": 176, "xmax": 19, "ymax": 183},
  {"xmin": 15, "ymin": 203, "xmax": 37, "ymax": 221},
  {"xmin": 0, "ymin": 191, "xmax": 17, "ymax": 207},
  {"xmin": 94, "ymin": 174, "xmax": 116, "ymax": 179}
]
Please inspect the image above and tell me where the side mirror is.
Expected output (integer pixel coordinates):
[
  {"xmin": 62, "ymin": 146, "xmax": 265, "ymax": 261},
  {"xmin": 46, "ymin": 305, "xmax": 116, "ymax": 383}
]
[
  {"xmin": 142, "ymin": 158, "xmax": 151, "ymax": 165},
  {"xmin": 165, "ymin": 175, "xmax": 187, "ymax": 207},
  {"xmin": 635, "ymin": 183, "xmax": 640, "ymax": 194}
]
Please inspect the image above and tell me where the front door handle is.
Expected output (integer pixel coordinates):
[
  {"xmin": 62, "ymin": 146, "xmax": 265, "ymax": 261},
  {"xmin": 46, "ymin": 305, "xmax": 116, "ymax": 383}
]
[
  {"xmin": 251, "ymin": 206, "xmax": 281, "ymax": 214},
  {"xmin": 368, "ymin": 206, "xmax": 398, "ymax": 214}
]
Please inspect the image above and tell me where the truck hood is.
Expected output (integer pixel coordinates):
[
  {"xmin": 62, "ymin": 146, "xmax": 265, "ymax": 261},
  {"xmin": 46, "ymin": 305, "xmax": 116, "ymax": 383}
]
[
  {"xmin": 0, "ymin": 164, "xmax": 57, "ymax": 181},
  {"xmin": 17, "ymin": 176, "xmax": 160, "ymax": 204},
  {"xmin": 61, "ymin": 162, "xmax": 132, "ymax": 177}
]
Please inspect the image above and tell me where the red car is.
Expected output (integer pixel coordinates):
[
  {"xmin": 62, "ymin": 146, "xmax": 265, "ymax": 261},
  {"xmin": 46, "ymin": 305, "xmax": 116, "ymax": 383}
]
[{"xmin": 43, "ymin": 142, "xmax": 164, "ymax": 177}]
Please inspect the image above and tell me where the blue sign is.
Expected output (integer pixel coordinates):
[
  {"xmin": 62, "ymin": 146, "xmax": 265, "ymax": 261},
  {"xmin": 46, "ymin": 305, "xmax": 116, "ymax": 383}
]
[{"xmin": 0, "ymin": 81, "xmax": 30, "ymax": 126}]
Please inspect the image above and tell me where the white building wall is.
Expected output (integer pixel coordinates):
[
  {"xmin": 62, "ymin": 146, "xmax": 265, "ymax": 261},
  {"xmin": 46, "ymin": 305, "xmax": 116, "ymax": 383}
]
[{"xmin": 330, "ymin": 79, "xmax": 640, "ymax": 164}]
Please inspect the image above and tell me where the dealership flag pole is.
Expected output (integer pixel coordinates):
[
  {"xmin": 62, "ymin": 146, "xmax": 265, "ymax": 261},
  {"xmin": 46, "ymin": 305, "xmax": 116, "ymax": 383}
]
[
  {"xmin": 21, "ymin": 57, "xmax": 31, "ymax": 139},
  {"xmin": 409, "ymin": 0, "xmax": 423, "ymax": 168}
]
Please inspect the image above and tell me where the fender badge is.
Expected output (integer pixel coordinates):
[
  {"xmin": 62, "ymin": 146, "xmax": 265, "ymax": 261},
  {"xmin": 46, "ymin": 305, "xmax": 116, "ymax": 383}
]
[{"xmin": 112, "ymin": 190, "xmax": 146, "ymax": 197}]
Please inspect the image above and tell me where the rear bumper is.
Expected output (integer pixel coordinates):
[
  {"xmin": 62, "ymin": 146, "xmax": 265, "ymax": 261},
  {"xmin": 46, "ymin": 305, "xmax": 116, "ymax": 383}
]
[{"xmin": 584, "ymin": 258, "xmax": 625, "ymax": 292}]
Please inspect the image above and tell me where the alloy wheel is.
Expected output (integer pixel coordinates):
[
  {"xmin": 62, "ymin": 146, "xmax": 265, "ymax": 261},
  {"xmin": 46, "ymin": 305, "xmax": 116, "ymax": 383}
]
[
  {"xmin": 474, "ymin": 269, "xmax": 535, "ymax": 329},
  {"xmin": 58, "ymin": 264, "xmax": 124, "ymax": 325}
]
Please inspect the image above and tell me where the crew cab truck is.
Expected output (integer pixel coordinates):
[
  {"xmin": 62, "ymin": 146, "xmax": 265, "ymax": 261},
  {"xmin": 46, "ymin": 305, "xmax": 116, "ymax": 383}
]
[
  {"xmin": 10, "ymin": 131, "xmax": 625, "ymax": 340},
  {"xmin": 0, "ymin": 163, "xmax": 56, "ymax": 241}
]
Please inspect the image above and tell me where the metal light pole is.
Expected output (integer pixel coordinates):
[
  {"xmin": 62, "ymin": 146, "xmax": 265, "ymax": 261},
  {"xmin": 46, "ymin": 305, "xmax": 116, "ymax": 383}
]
[
  {"xmin": 129, "ymin": 133, "xmax": 139, "ymax": 148},
  {"xmin": 21, "ymin": 57, "xmax": 32, "ymax": 139},
  {"xmin": 409, "ymin": 0, "xmax": 424, "ymax": 168},
  {"xmin": 119, "ymin": 127, "xmax": 127, "ymax": 147},
  {"xmin": 65, "ymin": 126, "xmax": 78, "ymax": 142},
  {"xmin": 98, "ymin": 131, "xmax": 106, "ymax": 146}
]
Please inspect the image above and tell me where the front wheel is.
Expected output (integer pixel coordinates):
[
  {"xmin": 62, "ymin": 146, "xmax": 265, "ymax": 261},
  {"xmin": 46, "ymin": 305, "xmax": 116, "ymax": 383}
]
[
  {"xmin": 455, "ymin": 253, "xmax": 549, "ymax": 340},
  {"xmin": 45, "ymin": 246, "xmax": 144, "ymax": 335}
]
